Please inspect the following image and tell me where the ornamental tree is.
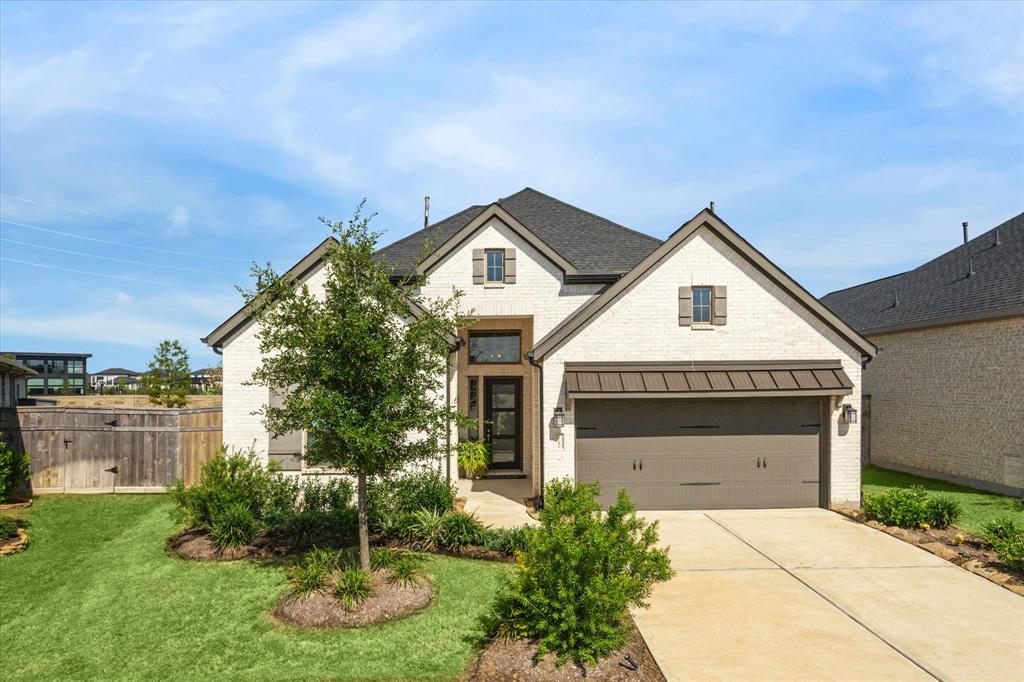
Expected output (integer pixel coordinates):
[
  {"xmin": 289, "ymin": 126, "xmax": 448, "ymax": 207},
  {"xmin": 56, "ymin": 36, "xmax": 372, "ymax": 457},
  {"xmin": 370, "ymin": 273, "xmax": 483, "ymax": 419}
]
[
  {"xmin": 143, "ymin": 339, "xmax": 191, "ymax": 407},
  {"xmin": 241, "ymin": 202, "xmax": 465, "ymax": 571}
]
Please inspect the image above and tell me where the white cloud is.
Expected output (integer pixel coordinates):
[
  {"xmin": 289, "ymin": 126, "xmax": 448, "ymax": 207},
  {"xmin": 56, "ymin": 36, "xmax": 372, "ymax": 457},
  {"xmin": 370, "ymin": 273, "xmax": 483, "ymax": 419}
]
[{"xmin": 164, "ymin": 206, "xmax": 191, "ymax": 237}]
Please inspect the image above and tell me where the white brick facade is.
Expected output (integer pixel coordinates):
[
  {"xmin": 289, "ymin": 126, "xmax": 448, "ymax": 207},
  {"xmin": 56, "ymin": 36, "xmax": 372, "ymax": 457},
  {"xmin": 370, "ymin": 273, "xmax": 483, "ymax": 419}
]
[
  {"xmin": 218, "ymin": 213, "xmax": 867, "ymax": 506},
  {"xmin": 542, "ymin": 229, "xmax": 864, "ymax": 504}
]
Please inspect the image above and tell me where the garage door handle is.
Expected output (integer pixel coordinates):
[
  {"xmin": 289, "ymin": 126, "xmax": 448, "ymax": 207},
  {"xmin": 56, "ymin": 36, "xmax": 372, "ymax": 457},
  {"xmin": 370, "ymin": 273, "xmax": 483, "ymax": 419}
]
[
  {"xmin": 639, "ymin": 460, "xmax": 643, "ymax": 471},
  {"xmin": 757, "ymin": 457, "xmax": 761, "ymax": 468},
  {"xmin": 632, "ymin": 459, "xmax": 636, "ymax": 471}
]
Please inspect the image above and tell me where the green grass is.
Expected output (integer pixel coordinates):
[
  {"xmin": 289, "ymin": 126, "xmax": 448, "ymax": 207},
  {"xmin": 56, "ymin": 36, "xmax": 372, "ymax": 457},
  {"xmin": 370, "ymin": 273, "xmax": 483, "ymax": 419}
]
[
  {"xmin": 863, "ymin": 465, "xmax": 1024, "ymax": 535},
  {"xmin": 0, "ymin": 495, "xmax": 508, "ymax": 681}
]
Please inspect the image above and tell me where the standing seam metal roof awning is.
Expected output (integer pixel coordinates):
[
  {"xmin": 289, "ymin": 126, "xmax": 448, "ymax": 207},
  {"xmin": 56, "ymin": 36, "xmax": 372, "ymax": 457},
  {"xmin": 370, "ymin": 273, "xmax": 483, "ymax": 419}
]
[{"xmin": 563, "ymin": 361, "xmax": 853, "ymax": 399}]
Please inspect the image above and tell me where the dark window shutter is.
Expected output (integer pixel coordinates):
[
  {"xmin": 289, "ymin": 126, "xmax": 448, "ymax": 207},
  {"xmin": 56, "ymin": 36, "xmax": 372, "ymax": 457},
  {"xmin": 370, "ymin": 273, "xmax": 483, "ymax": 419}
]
[
  {"xmin": 504, "ymin": 248, "xmax": 516, "ymax": 284},
  {"xmin": 472, "ymin": 249, "xmax": 485, "ymax": 284},
  {"xmin": 713, "ymin": 286, "xmax": 727, "ymax": 325},
  {"xmin": 678, "ymin": 286, "xmax": 692, "ymax": 326}
]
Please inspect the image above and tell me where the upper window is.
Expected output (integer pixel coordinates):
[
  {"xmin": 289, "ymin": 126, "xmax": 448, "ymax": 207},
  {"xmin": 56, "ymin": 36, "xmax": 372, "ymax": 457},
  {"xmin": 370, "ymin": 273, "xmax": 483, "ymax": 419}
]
[
  {"xmin": 469, "ymin": 332, "xmax": 520, "ymax": 364},
  {"xmin": 692, "ymin": 287, "xmax": 712, "ymax": 324},
  {"xmin": 485, "ymin": 249, "xmax": 505, "ymax": 283}
]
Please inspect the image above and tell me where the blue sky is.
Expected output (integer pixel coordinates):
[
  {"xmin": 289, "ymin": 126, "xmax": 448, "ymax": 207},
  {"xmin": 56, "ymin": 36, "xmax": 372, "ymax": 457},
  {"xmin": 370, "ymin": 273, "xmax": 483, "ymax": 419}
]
[{"xmin": 1, "ymin": 1, "xmax": 1022, "ymax": 373}]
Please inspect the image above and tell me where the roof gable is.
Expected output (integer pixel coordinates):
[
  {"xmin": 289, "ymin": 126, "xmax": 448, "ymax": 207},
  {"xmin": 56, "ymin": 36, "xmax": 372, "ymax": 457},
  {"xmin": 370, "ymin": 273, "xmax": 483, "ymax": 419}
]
[
  {"xmin": 822, "ymin": 211, "xmax": 1024, "ymax": 334},
  {"xmin": 375, "ymin": 188, "xmax": 661, "ymax": 277},
  {"xmin": 532, "ymin": 209, "xmax": 876, "ymax": 360}
]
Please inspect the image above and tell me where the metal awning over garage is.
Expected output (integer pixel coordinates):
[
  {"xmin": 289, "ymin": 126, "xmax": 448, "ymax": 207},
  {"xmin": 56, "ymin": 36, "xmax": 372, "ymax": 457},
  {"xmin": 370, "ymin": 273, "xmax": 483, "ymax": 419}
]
[{"xmin": 564, "ymin": 361, "xmax": 853, "ymax": 399}]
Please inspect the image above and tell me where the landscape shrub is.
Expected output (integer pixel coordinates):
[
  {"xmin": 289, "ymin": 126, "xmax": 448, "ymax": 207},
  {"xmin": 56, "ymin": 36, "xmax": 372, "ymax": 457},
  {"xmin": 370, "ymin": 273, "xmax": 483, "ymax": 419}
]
[
  {"xmin": 479, "ymin": 526, "xmax": 531, "ymax": 556},
  {"xmin": 289, "ymin": 547, "xmax": 339, "ymax": 596},
  {"xmin": 0, "ymin": 515, "xmax": 19, "ymax": 539},
  {"xmin": 438, "ymin": 511, "xmax": 485, "ymax": 550},
  {"xmin": 862, "ymin": 486, "xmax": 961, "ymax": 529},
  {"xmin": 405, "ymin": 509, "xmax": 445, "ymax": 549},
  {"xmin": 923, "ymin": 495, "xmax": 961, "ymax": 529},
  {"xmin": 171, "ymin": 445, "xmax": 297, "ymax": 532},
  {"xmin": 367, "ymin": 467, "xmax": 456, "ymax": 523},
  {"xmin": 209, "ymin": 502, "xmax": 259, "ymax": 548},
  {"xmin": 457, "ymin": 441, "xmax": 491, "ymax": 480},
  {"xmin": 369, "ymin": 547, "xmax": 402, "ymax": 571},
  {"xmin": 0, "ymin": 442, "xmax": 31, "ymax": 503},
  {"xmin": 388, "ymin": 555, "xmax": 424, "ymax": 587},
  {"xmin": 333, "ymin": 569, "xmax": 375, "ymax": 610},
  {"xmin": 491, "ymin": 479, "xmax": 673, "ymax": 665},
  {"xmin": 984, "ymin": 517, "xmax": 1024, "ymax": 571}
]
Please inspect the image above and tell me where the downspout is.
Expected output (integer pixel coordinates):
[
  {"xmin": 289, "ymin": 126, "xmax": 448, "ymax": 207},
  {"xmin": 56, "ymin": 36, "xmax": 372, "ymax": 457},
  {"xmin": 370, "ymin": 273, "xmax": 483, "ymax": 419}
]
[{"xmin": 526, "ymin": 350, "xmax": 544, "ymax": 509}]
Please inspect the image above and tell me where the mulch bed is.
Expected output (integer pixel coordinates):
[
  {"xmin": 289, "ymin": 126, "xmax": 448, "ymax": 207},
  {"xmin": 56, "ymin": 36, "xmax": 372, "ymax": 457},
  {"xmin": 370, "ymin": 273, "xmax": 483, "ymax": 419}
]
[
  {"xmin": 273, "ymin": 570, "xmax": 435, "ymax": 628},
  {"xmin": 379, "ymin": 537, "xmax": 514, "ymax": 563},
  {"xmin": 833, "ymin": 504, "xmax": 1024, "ymax": 595},
  {"xmin": 463, "ymin": 619, "xmax": 665, "ymax": 681},
  {"xmin": 166, "ymin": 529, "xmax": 293, "ymax": 562}
]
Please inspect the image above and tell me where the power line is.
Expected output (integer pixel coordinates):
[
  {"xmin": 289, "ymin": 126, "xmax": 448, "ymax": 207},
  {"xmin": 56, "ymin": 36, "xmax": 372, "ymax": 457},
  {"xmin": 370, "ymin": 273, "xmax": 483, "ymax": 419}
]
[
  {"xmin": 0, "ymin": 256, "xmax": 227, "ymax": 290},
  {"xmin": 0, "ymin": 218, "xmax": 250, "ymax": 262},
  {"xmin": 1, "ymin": 192, "xmax": 134, "ymax": 224},
  {"xmin": 0, "ymin": 238, "xmax": 227, "ymax": 274}
]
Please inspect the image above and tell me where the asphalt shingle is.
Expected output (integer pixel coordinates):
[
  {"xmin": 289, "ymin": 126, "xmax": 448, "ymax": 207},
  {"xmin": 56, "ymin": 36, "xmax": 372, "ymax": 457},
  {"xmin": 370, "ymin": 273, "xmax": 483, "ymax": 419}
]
[{"xmin": 821, "ymin": 212, "xmax": 1024, "ymax": 332}]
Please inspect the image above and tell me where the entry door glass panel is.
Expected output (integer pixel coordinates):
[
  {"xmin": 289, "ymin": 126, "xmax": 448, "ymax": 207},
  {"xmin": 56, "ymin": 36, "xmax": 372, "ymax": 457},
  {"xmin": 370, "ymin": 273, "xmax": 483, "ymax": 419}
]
[{"xmin": 485, "ymin": 378, "xmax": 520, "ymax": 469}]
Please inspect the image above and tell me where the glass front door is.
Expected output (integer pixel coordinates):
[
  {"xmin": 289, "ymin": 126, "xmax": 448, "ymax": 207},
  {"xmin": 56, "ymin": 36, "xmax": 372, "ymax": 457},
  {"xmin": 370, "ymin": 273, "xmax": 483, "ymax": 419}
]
[{"xmin": 484, "ymin": 377, "xmax": 521, "ymax": 470}]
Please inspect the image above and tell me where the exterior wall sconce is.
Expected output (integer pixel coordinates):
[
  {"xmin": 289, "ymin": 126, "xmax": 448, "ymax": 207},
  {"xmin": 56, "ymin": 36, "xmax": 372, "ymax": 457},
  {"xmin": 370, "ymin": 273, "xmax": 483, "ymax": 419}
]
[
  {"xmin": 842, "ymin": 404, "xmax": 858, "ymax": 424},
  {"xmin": 553, "ymin": 406, "xmax": 564, "ymax": 429}
]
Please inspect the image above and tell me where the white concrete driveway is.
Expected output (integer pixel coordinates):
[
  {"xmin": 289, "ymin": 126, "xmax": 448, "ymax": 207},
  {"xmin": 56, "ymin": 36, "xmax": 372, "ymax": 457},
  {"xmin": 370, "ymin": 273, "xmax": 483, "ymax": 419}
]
[{"xmin": 633, "ymin": 509, "xmax": 1024, "ymax": 682}]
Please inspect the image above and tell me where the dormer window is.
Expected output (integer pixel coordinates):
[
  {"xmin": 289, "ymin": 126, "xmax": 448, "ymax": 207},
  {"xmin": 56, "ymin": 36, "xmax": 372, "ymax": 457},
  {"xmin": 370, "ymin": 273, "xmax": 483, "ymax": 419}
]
[
  {"xmin": 486, "ymin": 249, "xmax": 505, "ymax": 283},
  {"xmin": 692, "ymin": 287, "xmax": 712, "ymax": 324}
]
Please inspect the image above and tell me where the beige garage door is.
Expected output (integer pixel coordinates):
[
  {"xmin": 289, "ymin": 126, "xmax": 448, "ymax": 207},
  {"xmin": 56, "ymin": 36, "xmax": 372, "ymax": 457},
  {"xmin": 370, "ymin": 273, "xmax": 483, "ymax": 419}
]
[{"xmin": 575, "ymin": 399, "xmax": 823, "ymax": 510}]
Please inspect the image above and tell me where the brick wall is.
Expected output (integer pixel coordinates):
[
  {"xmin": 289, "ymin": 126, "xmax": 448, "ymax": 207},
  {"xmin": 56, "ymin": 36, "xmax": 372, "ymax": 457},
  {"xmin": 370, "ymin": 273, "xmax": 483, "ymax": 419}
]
[
  {"xmin": 865, "ymin": 315, "xmax": 1024, "ymax": 494},
  {"xmin": 544, "ymin": 229, "xmax": 866, "ymax": 504}
]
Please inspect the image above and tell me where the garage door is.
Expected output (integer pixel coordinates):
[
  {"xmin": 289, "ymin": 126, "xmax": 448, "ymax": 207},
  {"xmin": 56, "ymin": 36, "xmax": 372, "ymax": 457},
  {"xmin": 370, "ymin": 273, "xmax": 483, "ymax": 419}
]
[{"xmin": 575, "ymin": 399, "xmax": 823, "ymax": 509}]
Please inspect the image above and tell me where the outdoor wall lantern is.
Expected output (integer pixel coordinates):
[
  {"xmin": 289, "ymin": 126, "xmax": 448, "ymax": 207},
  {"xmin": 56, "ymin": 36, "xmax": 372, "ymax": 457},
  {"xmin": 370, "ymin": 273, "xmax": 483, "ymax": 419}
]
[
  {"xmin": 842, "ymin": 404, "xmax": 858, "ymax": 424},
  {"xmin": 553, "ymin": 406, "xmax": 565, "ymax": 429}
]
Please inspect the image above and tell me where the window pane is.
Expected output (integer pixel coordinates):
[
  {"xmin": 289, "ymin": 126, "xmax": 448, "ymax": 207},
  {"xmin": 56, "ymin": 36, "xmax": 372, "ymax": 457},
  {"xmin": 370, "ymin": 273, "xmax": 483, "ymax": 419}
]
[
  {"xmin": 27, "ymin": 378, "xmax": 44, "ymax": 395},
  {"xmin": 468, "ymin": 377, "xmax": 479, "ymax": 440},
  {"xmin": 469, "ymin": 333, "xmax": 520, "ymax": 363},
  {"xmin": 48, "ymin": 359, "xmax": 66, "ymax": 374},
  {"xmin": 485, "ymin": 250, "xmax": 504, "ymax": 282},
  {"xmin": 693, "ymin": 287, "xmax": 712, "ymax": 323},
  {"xmin": 23, "ymin": 359, "xmax": 46, "ymax": 373},
  {"xmin": 68, "ymin": 360, "xmax": 84, "ymax": 374}
]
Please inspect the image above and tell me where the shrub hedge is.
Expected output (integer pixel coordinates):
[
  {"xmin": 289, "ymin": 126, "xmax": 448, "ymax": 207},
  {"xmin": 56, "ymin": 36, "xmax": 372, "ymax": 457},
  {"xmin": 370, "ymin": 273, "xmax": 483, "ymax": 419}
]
[
  {"xmin": 984, "ymin": 516, "xmax": 1024, "ymax": 571},
  {"xmin": 0, "ymin": 442, "xmax": 30, "ymax": 503},
  {"xmin": 862, "ymin": 486, "xmax": 962, "ymax": 529}
]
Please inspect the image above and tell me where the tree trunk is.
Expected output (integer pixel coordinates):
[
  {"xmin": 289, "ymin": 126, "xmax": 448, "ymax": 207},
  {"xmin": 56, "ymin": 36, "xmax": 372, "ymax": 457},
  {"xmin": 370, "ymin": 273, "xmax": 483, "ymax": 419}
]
[{"xmin": 356, "ymin": 471, "xmax": 370, "ymax": 572}]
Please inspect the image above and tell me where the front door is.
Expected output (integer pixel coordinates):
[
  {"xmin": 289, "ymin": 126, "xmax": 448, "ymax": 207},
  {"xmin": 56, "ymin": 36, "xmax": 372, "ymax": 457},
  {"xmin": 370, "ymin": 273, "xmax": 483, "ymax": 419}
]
[{"xmin": 484, "ymin": 377, "xmax": 521, "ymax": 471}]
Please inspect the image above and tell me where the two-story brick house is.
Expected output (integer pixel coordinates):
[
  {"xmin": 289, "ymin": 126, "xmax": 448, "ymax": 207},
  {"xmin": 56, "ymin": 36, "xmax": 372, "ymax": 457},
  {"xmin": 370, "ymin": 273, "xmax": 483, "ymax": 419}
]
[{"xmin": 204, "ymin": 188, "xmax": 874, "ymax": 509}]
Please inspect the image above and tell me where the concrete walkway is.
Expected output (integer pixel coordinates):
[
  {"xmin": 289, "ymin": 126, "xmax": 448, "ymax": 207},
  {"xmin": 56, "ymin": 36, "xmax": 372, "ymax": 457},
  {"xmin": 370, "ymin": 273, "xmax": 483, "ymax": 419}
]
[
  {"xmin": 457, "ymin": 478, "xmax": 537, "ymax": 528},
  {"xmin": 633, "ymin": 509, "xmax": 1024, "ymax": 682}
]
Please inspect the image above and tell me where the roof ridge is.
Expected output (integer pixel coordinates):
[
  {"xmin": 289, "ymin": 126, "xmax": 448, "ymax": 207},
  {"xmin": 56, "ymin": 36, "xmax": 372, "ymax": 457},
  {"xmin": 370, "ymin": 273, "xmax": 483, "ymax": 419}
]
[
  {"xmin": 507, "ymin": 187, "xmax": 662, "ymax": 244},
  {"xmin": 823, "ymin": 271, "xmax": 906, "ymax": 299},
  {"xmin": 376, "ymin": 204, "xmax": 485, "ymax": 254}
]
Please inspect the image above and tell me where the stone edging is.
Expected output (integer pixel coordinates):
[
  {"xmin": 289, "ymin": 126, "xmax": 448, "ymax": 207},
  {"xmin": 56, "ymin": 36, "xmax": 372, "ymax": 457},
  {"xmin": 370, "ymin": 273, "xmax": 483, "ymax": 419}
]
[
  {"xmin": 0, "ymin": 499, "xmax": 33, "ymax": 512},
  {"xmin": 832, "ymin": 505, "xmax": 1024, "ymax": 597},
  {"xmin": 0, "ymin": 528, "xmax": 30, "ymax": 556}
]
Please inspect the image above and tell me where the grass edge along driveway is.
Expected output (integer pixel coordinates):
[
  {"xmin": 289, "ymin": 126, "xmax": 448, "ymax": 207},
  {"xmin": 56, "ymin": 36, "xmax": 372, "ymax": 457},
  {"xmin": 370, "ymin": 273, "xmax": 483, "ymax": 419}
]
[
  {"xmin": 862, "ymin": 464, "xmax": 1024, "ymax": 535},
  {"xmin": 0, "ymin": 494, "xmax": 508, "ymax": 681}
]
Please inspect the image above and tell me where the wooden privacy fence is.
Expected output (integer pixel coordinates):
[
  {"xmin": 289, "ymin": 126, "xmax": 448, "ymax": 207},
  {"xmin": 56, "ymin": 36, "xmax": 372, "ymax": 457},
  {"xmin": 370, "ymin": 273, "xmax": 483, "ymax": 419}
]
[{"xmin": 0, "ymin": 406, "xmax": 222, "ymax": 493}]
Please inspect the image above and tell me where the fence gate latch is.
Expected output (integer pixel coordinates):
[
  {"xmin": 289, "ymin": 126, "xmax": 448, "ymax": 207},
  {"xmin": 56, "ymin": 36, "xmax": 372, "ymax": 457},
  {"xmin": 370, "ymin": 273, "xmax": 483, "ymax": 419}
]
[{"xmin": 63, "ymin": 438, "xmax": 72, "ymax": 449}]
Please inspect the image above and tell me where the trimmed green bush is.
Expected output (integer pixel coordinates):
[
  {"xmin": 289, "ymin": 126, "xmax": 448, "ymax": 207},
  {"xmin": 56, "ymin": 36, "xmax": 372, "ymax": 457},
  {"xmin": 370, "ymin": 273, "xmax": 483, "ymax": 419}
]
[
  {"xmin": 334, "ymin": 569, "xmax": 374, "ymax": 610},
  {"xmin": 984, "ymin": 516, "xmax": 1024, "ymax": 571},
  {"xmin": 457, "ymin": 441, "xmax": 491, "ymax": 479},
  {"xmin": 0, "ymin": 515, "xmax": 18, "ymax": 539},
  {"xmin": 863, "ymin": 486, "xmax": 962, "ymax": 529},
  {"xmin": 438, "ymin": 511, "xmax": 484, "ymax": 550},
  {"xmin": 479, "ymin": 526, "xmax": 531, "ymax": 556},
  {"xmin": 209, "ymin": 502, "xmax": 259, "ymax": 548},
  {"xmin": 367, "ymin": 467, "xmax": 456, "ymax": 522},
  {"xmin": 923, "ymin": 495, "xmax": 961, "ymax": 529},
  {"xmin": 0, "ymin": 442, "xmax": 31, "ymax": 503},
  {"xmin": 492, "ymin": 479, "xmax": 673, "ymax": 665}
]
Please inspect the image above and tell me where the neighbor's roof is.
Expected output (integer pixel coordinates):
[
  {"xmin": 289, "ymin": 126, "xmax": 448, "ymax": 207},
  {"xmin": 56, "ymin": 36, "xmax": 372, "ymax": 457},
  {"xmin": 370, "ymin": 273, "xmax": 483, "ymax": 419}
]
[
  {"xmin": 91, "ymin": 367, "xmax": 139, "ymax": 376},
  {"xmin": 375, "ymin": 187, "xmax": 662, "ymax": 277},
  {"xmin": 822, "ymin": 211, "xmax": 1024, "ymax": 334}
]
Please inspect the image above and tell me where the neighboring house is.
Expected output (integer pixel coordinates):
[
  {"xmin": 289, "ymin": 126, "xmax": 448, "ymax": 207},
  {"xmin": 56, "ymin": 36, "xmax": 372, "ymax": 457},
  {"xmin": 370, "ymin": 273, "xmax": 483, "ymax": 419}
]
[
  {"xmin": 89, "ymin": 367, "xmax": 141, "ymax": 390},
  {"xmin": 0, "ymin": 352, "xmax": 91, "ymax": 395},
  {"xmin": 190, "ymin": 368, "xmax": 221, "ymax": 392},
  {"xmin": 823, "ymin": 212, "xmax": 1024, "ymax": 496},
  {"xmin": 204, "ymin": 188, "xmax": 874, "ymax": 510},
  {"xmin": 0, "ymin": 356, "xmax": 36, "ymax": 407}
]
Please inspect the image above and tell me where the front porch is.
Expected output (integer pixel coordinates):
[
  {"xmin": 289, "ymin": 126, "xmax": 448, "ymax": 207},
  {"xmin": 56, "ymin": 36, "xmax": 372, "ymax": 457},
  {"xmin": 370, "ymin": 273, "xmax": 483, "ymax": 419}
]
[{"xmin": 457, "ymin": 477, "xmax": 537, "ymax": 528}]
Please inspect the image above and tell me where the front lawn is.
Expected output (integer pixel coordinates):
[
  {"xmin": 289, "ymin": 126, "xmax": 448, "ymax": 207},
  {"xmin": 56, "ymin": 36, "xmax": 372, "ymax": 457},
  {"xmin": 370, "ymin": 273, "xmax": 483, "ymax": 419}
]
[
  {"xmin": 862, "ymin": 465, "xmax": 1024, "ymax": 535},
  {"xmin": 0, "ymin": 494, "xmax": 507, "ymax": 681}
]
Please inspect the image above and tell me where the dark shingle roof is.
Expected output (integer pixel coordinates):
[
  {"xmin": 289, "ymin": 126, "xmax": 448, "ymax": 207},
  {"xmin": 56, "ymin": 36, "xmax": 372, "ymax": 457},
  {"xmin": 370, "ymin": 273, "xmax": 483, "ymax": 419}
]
[
  {"xmin": 375, "ymin": 188, "xmax": 661, "ymax": 276},
  {"xmin": 91, "ymin": 367, "xmax": 139, "ymax": 376},
  {"xmin": 822, "ymin": 212, "xmax": 1024, "ymax": 332}
]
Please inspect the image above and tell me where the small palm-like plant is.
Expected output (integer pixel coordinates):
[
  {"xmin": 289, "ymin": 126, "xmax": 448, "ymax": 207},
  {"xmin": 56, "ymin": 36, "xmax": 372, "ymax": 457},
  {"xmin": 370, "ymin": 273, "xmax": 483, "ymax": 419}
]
[
  {"xmin": 407, "ymin": 509, "xmax": 445, "ymax": 549},
  {"xmin": 289, "ymin": 547, "xmax": 342, "ymax": 596},
  {"xmin": 438, "ymin": 510, "xmax": 484, "ymax": 550},
  {"xmin": 388, "ymin": 555, "xmax": 424, "ymax": 587},
  {"xmin": 209, "ymin": 502, "xmax": 259, "ymax": 549},
  {"xmin": 369, "ymin": 547, "xmax": 401, "ymax": 571},
  {"xmin": 333, "ymin": 569, "xmax": 374, "ymax": 610},
  {"xmin": 457, "ymin": 440, "xmax": 491, "ymax": 479}
]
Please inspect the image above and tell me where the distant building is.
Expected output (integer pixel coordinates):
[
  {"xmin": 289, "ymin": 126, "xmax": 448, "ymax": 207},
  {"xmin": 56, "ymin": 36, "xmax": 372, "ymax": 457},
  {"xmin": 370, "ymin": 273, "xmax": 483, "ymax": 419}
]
[
  {"xmin": 2, "ymin": 352, "xmax": 91, "ymax": 395},
  {"xmin": 0, "ymin": 356, "xmax": 37, "ymax": 407},
  {"xmin": 90, "ymin": 367, "xmax": 141, "ymax": 391}
]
